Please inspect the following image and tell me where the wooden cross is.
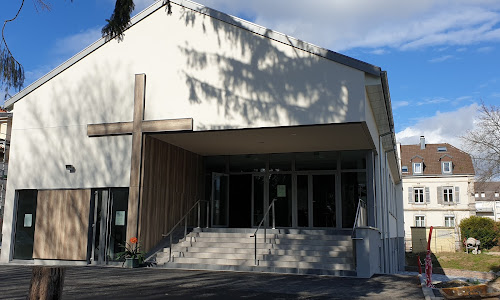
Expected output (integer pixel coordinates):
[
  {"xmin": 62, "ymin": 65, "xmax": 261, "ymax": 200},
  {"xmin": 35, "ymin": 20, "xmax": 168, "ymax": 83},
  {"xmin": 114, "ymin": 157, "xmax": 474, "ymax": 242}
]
[{"xmin": 87, "ymin": 73, "xmax": 193, "ymax": 240}]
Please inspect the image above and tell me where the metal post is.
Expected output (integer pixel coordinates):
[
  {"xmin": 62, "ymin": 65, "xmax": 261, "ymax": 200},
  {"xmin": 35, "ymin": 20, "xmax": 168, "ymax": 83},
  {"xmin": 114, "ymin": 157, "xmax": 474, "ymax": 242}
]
[
  {"xmin": 184, "ymin": 217, "xmax": 187, "ymax": 241},
  {"xmin": 206, "ymin": 201, "xmax": 210, "ymax": 228},
  {"xmin": 254, "ymin": 234, "xmax": 257, "ymax": 265},
  {"xmin": 272, "ymin": 201, "xmax": 276, "ymax": 229},
  {"xmin": 169, "ymin": 234, "xmax": 172, "ymax": 262},
  {"xmin": 197, "ymin": 201, "xmax": 201, "ymax": 228}
]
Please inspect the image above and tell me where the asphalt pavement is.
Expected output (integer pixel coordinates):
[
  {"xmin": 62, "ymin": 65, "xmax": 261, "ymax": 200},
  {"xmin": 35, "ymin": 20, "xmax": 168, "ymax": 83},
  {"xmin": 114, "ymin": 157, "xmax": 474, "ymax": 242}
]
[{"xmin": 0, "ymin": 264, "xmax": 424, "ymax": 299}]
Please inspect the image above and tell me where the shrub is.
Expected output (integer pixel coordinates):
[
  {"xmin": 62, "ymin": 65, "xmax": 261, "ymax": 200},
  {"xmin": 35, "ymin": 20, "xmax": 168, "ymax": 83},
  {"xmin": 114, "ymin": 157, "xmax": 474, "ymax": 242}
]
[{"xmin": 459, "ymin": 216, "xmax": 499, "ymax": 249}]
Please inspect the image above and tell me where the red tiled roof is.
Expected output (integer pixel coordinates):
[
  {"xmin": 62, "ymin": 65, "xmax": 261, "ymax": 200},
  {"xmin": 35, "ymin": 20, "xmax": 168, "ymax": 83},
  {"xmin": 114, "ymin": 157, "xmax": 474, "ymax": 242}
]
[{"xmin": 400, "ymin": 143, "xmax": 474, "ymax": 176}]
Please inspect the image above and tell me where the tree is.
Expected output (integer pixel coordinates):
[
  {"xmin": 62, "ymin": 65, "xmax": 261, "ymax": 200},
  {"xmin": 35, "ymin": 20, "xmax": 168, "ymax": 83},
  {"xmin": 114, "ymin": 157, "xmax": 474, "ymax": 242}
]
[
  {"xmin": 461, "ymin": 102, "xmax": 500, "ymax": 182},
  {"xmin": 0, "ymin": 0, "xmax": 171, "ymax": 96}
]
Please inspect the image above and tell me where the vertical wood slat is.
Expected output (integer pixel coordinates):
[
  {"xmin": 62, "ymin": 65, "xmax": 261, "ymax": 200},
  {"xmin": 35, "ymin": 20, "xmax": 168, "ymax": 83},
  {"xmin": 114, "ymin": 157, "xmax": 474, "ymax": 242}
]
[
  {"xmin": 139, "ymin": 136, "xmax": 203, "ymax": 251},
  {"xmin": 33, "ymin": 189, "xmax": 91, "ymax": 260}
]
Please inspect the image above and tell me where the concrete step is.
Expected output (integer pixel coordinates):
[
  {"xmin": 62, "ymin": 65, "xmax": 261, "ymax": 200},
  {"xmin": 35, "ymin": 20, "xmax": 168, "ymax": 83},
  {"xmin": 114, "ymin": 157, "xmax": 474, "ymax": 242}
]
[
  {"xmin": 178, "ymin": 241, "xmax": 352, "ymax": 251},
  {"xmin": 167, "ymin": 257, "xmax": 354, "ymax": 270},
  {"xmin": 192, "ymin": 228, "xmax": 352, "ymax": 235},
  {"xmin": 160, "ymin": 262, "xmax": 357, "ymax": 276},
  {"xmin": 188, "ymin": 236, "xmax": 352, "ymax": 246},
  {"xmin": 190, "ymin": 232, "xmax": 352, "ymax": 241}
]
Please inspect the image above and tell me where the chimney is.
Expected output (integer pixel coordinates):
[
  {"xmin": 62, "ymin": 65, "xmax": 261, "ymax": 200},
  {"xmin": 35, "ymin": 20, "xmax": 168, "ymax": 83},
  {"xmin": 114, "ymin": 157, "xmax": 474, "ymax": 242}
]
[{"xmin": 420, "ymin": 136, "xmax": 425, "ymax": 150}]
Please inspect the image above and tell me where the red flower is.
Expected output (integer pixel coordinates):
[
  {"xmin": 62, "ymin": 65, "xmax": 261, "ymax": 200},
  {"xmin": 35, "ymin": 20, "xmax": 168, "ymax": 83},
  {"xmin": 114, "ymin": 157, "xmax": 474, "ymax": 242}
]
[{"xmin": 130, "ymin": 237, "xmax": 138, "ymax": 244}]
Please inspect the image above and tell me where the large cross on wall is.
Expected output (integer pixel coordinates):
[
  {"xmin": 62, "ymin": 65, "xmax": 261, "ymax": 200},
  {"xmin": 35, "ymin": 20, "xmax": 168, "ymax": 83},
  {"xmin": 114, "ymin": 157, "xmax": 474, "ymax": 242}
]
[{"xmin": 87, "ymin": 73, "xmax": 193, "ymax": 240}]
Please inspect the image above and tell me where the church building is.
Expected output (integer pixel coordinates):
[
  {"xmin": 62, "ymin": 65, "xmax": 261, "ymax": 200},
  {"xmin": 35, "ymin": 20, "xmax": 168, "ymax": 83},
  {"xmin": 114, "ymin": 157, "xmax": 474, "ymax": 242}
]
[{"xmin": 1, "ymin": 0, "xmax": 403, "ymax": 277}]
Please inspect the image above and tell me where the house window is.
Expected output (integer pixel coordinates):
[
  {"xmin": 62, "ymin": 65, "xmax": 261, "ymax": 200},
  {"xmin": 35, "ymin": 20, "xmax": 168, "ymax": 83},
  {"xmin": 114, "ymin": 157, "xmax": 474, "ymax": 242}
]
[
  {"xmin": 415, "ymin": 216, "xmax": 425, "ymax": 227},
  {"xmin": 481, "ymin": 192, "xmax": 485, "ymax": 198},
  {"xmin": 442, "ymin": 161, "xmax": 452, "ymax": 174},
  {"xmin": 443, "ymin": 187, "xmax": 453, "ymax": 202},
  {"xmin": 475, "ymin": 193, "xmax": 479, "ymax": 198},
  {"xmin": 413, "ymin": 162, "xmax": 423, "ymax": 174},
  {"xmin": 437, "ymin": 146, "xmax": 447, "ymax": 152},
  {"xmin": 495, "ymin": 192, "xmax": 499, "ymax": 198},
  {"xmin": 402, "ymin": 166, "xmax": 408, "ymax": 173},
  {"xmin": 445, "ymin": 216, "xmax": 455, "ymax": 227},
  {"xmin": 414, "ymin": 187, "xmax": 424, "ymax": 203}
]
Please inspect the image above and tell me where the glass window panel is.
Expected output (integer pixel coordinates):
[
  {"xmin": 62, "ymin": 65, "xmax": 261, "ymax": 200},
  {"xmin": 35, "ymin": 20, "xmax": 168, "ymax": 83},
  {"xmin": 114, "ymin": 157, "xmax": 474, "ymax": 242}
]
[
  {"xmin": 313, "ymin": 174, "xmax": 336, "ymax": 227},
  {"xmin": 341, "ymin": 151, "xmax": 367, "ymax": 170},
  {"xmin": 108, "ymin": 188, "xmax": 129, "ymax": 261},
  {"xmin": 230, "ymin": 154, "xmax": 266, "ymax": 173},
  {"xmin": 295, "ymin": 151, "xmax": 337, "ymax": 171},
  {"xmin": 269, "ymin": 153, "xmax": 292, "ymax": 172},
  {"xmin": 341, "ymin": 172, "xmax": 367, "ymax": 228},
  {"xmin": 253, "ymin": 176, "xmax": 264, "ymax": 226},
  {"xmin": 13, "ymin": 190, "xmax": 38, "ymax": 260},
  {"xmin": 297, "ymin": 175, "xmax": 309, "ymax": 227},
  {"xmin": 269, "ymin": 174, "xmax": 292, "ymax": 227},
  {"xmin": 205, "ymin": 156, "xmax": 227, "ymax": 173}
]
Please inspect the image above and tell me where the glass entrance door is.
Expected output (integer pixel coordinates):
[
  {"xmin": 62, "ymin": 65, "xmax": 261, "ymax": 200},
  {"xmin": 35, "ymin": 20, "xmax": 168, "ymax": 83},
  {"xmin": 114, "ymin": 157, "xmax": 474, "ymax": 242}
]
[
  {"xmin": 211, "ymin": 173, "xmax": 229, "ymax": 227},
  {"xmin": 89, "ymin": 188, "xmax": 128, "ymax": 265},
  {"xmin": 296, "ymin": 173, "xmax": 336, "ymax": 228}
]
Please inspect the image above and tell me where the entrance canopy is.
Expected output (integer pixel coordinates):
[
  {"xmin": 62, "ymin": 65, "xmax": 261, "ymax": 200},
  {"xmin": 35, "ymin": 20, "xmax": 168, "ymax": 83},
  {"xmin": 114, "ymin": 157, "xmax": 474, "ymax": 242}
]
[{"xmin": 151, "ymin": 122, "xmax": 375, "ymax": 156}]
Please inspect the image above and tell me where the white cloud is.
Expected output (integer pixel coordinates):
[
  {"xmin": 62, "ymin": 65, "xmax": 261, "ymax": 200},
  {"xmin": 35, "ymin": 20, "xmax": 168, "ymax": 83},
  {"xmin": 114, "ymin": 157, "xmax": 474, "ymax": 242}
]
[
  {"xmin": 396, "ymin": 103, "xmax": 479, "ymax": 148},
  {"xmin": 54, "ymin": 27, "xmax": 102, "ymax": 57},
  {"xmin": 477, "ymin": 46, "xmax": 494, "ymax": 52},
  {"xmin": 196, "ymin": 0, "xmax": 500, "ymax": 52},
  {"xmin": 392, "ymin": 101, "xmax": 410, "ymax": 109},
  {"xmin": 428, "ymin": 55, "xmax": 454, "ymax": 63}
]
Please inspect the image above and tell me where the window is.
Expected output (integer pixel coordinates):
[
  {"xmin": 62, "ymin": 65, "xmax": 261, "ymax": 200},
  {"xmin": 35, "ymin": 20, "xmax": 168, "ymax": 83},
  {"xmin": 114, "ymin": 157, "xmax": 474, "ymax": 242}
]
[
  {"xmin": 495, "ymin": 192, "xmax": 499, "ymax": 198},
  {"xmin": 402, "ymin": 166, "xmax": 408, "ymax": 173},
  {"xmin": 445, "ymin": 216, "xmax": 455, "ymax": 227},
  {"xmin": 415, "ymin": 216, "xmax": 425, "ymax": 227},
  {"xmin": 475, "ymin": 193, "xmax": 479, "ymax": 198},
  {"xmin": 437, "ymin": 146, "xmax": 447, "ymax": 152},
  {"xmin": 481, "ymin": 192, "xmax": 485, "ymax": 198},
  {"xmin": 413, "ymin": 162, "xmax": 423, "ymax": 174},
  {"xmin": 443, "ymin": 187, "xmax": 453, "ymax": 202},
  {"xmin": 442, "ymin": 161, "xmax": 452, "ymax": 174},
  {"xmin": 414, "ymin": 187, "xmax": 424, "ymax": 203}
]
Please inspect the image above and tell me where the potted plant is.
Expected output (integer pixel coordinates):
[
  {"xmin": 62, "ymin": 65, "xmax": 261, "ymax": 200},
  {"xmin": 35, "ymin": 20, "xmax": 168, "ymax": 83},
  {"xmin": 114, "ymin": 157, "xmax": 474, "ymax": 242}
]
[{"xmin": 117, "ymin": 237, "xmax": 144, "ymax": 268}]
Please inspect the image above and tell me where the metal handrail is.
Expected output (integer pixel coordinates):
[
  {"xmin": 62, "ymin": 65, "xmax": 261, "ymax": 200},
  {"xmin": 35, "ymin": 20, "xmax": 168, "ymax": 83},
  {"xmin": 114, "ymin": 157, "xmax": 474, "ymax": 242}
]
[
  {"xmin": 160, "ymin": 199, "xmax": 210, "ymax": 262},
  {"xmin": 250, "ymin": 198, "xmax": 277, "ymax": 265},
  {"xmin": 351, "ymin": 199, "xmax": 367, "ymax": 238}
]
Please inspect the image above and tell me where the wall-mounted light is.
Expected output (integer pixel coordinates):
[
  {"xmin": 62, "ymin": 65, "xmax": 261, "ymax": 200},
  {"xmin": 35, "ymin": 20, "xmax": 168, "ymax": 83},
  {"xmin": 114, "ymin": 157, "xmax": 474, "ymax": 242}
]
[{"xmin": 65, "ymin": 165, "xmax": 76, "ymax": 173}]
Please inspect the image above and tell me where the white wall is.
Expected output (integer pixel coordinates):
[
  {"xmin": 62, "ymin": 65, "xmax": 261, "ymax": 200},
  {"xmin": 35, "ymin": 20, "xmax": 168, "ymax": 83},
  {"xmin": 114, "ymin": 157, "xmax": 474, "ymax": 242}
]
[{"xmin": 1, "ymin": 3, "xmax": 373, "ymax": 262}]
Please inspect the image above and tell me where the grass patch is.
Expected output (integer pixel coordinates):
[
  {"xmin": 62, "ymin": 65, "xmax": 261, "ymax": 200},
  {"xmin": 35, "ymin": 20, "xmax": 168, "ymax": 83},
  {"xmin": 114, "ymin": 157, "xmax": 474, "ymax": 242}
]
[{"xmin": 406, "ymin": 251, "xmax": 500, "ymax": 273}]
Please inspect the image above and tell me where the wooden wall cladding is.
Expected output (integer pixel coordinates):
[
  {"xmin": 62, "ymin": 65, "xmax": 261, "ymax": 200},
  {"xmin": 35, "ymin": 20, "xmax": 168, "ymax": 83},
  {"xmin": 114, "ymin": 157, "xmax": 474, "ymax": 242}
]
[
  {"xmin": 139, "ymin": 136, "xmax": 204, "ymax": 251},
  {"xmin": 33, "ymin": 189, "xmax": 91, "ymax": 260}
]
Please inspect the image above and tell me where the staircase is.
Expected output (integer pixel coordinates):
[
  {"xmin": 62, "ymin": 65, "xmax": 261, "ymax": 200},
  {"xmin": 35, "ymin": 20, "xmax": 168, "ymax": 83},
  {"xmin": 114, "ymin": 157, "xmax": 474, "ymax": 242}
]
[{"xmin": 155, "ymin": 228, "xmax": 356, "ymax": 276}]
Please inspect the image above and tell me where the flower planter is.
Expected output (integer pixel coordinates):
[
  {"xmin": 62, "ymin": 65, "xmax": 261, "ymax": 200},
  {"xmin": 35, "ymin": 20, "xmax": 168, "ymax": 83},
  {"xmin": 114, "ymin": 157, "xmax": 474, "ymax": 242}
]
[{"xmin": 124, "ymin": 257, "xmax": 139, "ymax": 268}]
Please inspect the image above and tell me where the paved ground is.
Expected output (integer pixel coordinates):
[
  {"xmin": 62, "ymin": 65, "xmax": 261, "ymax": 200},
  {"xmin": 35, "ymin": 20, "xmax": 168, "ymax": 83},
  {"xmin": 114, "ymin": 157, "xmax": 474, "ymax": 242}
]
[{"xmin": 0, "ymin": 265, "xmax": 424, "ymax": 299}]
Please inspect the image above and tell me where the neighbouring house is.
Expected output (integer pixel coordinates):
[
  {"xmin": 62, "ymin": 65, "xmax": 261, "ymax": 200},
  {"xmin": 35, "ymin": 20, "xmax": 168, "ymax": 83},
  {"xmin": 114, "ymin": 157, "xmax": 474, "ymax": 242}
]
[
  {"xmin": 0, "ymin": 0, "xmax": 404, "ymax": 277},
  {"xmin": 399, "ymin": 137, "xmax": 475, "ymax": 252},
  {"xmin": 474, "ymin": 182, "xmax": 500, "ymax": 221}
]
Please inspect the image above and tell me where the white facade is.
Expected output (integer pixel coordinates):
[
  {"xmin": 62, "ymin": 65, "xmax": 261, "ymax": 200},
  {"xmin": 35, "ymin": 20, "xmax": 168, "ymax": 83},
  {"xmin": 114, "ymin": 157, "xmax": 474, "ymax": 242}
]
[{"xmin": 1, "ymin": 0, "xmax": 403, "ymax": 275}]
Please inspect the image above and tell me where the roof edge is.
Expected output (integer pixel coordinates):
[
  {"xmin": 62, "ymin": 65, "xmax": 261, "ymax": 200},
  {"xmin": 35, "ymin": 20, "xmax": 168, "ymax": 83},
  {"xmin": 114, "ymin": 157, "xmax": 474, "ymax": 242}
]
[{"xmin": 5, "ymin": 0, "xmax": 382, "ymax": 109}]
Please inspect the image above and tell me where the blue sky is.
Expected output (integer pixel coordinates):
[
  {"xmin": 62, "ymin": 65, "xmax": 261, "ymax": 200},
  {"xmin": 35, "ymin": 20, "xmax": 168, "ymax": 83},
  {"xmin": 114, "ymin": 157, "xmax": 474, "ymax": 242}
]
[{"xmin": 2, "ymin": 0, "xmax": 500, "ymax": 147}]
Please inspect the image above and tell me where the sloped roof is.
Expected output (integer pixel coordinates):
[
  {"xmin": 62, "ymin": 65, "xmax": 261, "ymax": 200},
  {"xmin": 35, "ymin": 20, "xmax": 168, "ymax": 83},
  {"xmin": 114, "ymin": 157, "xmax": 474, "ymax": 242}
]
[
  {"xmin": 400, "ymin": 143, "xmax": 474, "ymax": 176},
  {"xmin": 474, "ymin": 182, "xmax": 500, "ymax": 195},
  {"xmin": 5, "ymin": 0, "xmax": 383, "ymax": 109}
]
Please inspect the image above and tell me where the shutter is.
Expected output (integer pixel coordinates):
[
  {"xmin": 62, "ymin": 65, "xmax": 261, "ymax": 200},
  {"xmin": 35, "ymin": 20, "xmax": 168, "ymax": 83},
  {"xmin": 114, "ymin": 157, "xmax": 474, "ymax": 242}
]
[
  {"xmin": 408, "ymin": 187, "xmax": 413, "ymax": 204},
  {"xmin": 455, "ymin": 186, "xmax": 460, "ymax": 203},
  {"xmin": 437, "ymin": 186, "xmax": 443, "ymax": 204},
  {"xmin": 425, "ymin": 187, "xmax": 430, "ymax": 203}
]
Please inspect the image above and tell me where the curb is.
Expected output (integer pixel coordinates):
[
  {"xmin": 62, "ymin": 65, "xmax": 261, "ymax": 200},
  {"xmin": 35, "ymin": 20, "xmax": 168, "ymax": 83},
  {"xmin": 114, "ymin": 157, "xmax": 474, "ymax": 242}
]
[{"xmin": 418, "ymin": 274, "xmax": 443, "ymax": 300}]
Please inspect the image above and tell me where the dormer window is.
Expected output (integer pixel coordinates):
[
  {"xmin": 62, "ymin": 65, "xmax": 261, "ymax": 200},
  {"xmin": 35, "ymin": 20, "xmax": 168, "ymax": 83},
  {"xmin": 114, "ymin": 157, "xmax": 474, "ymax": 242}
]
[
  {"xmin": 402, "ymin": 166, "xmax": 408, "ymax": 173},
  {"xmin": 442, "ymin": 161, "xmax": 452, "ymax": 174},
  {"xmin": 413, "ymin": 162, "xmax": 423, "ymax": 174}
]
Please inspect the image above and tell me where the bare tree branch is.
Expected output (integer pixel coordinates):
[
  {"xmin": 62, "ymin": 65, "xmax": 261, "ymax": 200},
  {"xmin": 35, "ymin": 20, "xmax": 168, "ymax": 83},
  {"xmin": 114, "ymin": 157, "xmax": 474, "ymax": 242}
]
[{"xmin": 461, "ymin": 102, "xmax": 500, "ymax": 182}]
